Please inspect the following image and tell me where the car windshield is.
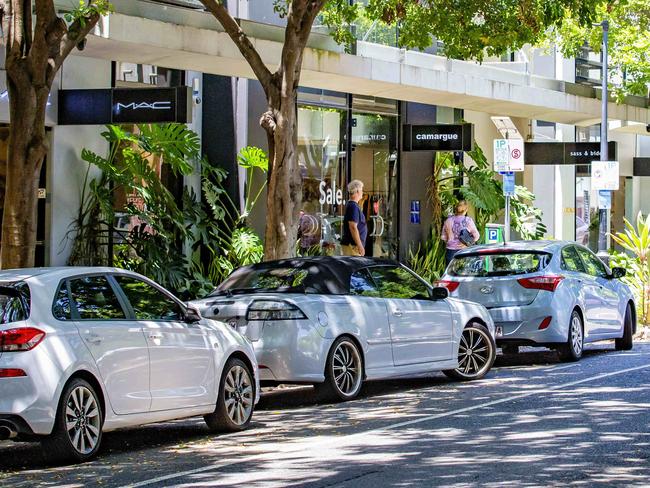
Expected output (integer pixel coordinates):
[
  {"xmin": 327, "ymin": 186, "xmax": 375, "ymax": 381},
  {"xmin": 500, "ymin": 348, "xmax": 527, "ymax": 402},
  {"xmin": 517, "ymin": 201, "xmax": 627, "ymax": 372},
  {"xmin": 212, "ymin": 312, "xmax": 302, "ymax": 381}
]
[
  {"xmin": 448, "ymin": 252, "xmax": 551, "ymax": 277},
  {"xmin": 213, "ymin": 266, "xmax": 310, "ymax": 295},
  {"xmin": 0, "ymin": 282, "xmax": 31, "ymax": 324}
]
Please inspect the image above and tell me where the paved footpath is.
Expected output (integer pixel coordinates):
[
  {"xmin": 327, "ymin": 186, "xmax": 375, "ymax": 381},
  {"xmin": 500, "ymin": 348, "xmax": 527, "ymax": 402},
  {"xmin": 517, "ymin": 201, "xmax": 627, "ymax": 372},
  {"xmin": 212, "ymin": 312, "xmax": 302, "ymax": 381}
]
[{"xmin": 1, "ymin": 342, "xmax": 649, "ymax": 487}]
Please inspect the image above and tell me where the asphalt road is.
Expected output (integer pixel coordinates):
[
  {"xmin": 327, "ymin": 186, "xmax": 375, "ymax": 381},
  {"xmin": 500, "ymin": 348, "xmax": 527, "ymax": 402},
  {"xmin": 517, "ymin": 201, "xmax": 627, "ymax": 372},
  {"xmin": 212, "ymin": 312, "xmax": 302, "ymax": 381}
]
[{"xmin": 1, "ymin": 342, "xmax": 650, "ymax": 487}]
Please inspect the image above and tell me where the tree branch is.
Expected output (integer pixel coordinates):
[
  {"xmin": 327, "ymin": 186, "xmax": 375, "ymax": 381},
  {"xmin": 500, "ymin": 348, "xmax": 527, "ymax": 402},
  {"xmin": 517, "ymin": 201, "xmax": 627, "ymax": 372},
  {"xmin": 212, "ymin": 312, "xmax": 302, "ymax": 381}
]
[
  {"xmin": 200, "ymin": 0, "xmax": 273, "ymax": 91},
  {"xmin": 53, "ymin": 8, "xmax": 101, "ymax": 76},
  {"xmin": 279, "ymin": 0, "xmax": 327, "ymax": 93}
]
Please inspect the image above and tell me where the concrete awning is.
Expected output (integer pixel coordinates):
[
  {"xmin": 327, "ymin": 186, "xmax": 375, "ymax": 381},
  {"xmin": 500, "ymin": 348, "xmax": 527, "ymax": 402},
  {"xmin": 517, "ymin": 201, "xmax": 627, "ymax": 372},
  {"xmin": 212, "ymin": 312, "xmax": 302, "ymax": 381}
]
[{"xmin": 77, "ymin": 0, "xmax": 649, "ymax": 127}]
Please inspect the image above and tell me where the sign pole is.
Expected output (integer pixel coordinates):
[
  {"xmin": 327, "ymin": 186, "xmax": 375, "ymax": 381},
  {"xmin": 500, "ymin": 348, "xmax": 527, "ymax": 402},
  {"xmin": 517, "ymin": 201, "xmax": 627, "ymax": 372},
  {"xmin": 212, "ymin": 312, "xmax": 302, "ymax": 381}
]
[
  {"xmin": 504, "ymin": 194, "xmax": 511, "ymax": 243},
  {"xmin": 597, "ymin": 20, "xmax": 609, "ymax": 257}
]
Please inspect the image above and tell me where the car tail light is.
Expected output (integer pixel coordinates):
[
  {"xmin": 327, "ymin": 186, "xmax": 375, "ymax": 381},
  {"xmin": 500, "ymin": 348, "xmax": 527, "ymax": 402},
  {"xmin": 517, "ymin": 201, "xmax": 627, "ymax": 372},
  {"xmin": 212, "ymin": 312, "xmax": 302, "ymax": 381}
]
[
  {"xmin": 436, "ymin": 280, "xmax": 460, "ymax": 293},
  {"xmin": 0, "ymin": 368, "xmax": 27, "ymax": 378},
  {"xmin": 538, "ymin": 317, "xmax": 553, "ymax": 330},
  {"xmin": 246, "ymin": 300, "xmax": 306, "ymax": 321},
  {"xmin": 0, "ymin": 327, "xmax": 46, "ymax": 352},
  {"xmin": 517, "ymin": 276, "xmax": 564, "ymax": 292}
]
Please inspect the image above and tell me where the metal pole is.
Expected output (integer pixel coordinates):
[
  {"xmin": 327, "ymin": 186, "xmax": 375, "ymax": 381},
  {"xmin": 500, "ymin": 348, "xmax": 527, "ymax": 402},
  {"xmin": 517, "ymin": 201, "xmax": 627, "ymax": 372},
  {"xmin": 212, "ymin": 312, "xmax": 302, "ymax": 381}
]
[
  {"xmin": 504, "ymin": 194, "xmax": 511, "ymax": 243},
  {"xmin": 597, "ymin": 20, "xmax": 609, "ymax": 256}
]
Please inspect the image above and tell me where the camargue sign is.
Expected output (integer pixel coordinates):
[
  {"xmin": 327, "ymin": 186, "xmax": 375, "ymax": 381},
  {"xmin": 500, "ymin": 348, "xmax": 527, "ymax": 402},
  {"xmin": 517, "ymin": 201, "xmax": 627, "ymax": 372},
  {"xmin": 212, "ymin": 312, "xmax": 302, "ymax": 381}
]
[
  {"xmin": 58, "ymin": 86, "xmax": 191, "ymax": 125},
  {"xmin": 403, "ymin": 123, "xmax": 474, "ymax": 152}
]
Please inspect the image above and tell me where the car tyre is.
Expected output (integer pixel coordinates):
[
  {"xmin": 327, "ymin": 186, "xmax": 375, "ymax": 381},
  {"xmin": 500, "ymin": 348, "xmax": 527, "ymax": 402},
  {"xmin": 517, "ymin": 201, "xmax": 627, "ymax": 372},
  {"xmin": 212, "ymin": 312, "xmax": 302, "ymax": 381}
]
[
  {"xmin": 316, "ymin": 336, "xmax": 364, "ymax": 402},
  {"xmin": 204, "ymin": 358, "xmax": 255, "ymax": 433},
  {"xmin": 615, "ymin": 304, "xmax": 634, "ymax": 351},
  {"xmin": 42, "ymin": 378, "xmax": 103, "ymax": 465},
  {"xmin": 558, "ymin": 310, "xmax": 584, "ymax": 362},
  {"xmin": 444, "ymin": 322, "xmax": 496, "ymax": 381}
]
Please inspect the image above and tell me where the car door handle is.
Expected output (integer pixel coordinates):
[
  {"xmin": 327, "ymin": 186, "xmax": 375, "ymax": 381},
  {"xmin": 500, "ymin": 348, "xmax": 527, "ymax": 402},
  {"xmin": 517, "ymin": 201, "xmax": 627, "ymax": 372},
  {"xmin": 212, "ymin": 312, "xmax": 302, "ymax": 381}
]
[
  {"xmin": 84, "ymin": 333, "xmax": 103, "ymax": 345},
  {"xmin": 392, "ymin": 309, "xmax": 403, "ymax": 317}
]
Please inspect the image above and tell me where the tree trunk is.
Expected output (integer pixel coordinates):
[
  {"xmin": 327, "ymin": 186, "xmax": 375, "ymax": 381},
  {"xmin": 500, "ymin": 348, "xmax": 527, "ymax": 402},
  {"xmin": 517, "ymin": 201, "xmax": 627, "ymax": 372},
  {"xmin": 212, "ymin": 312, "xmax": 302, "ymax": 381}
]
[
  {"xmin": 262, "ymin": 96, "xmax": 301, "ymax": 261},
  {"xmin": 1, "ymin": 79, "xmax": 49, "ymax": 269}
]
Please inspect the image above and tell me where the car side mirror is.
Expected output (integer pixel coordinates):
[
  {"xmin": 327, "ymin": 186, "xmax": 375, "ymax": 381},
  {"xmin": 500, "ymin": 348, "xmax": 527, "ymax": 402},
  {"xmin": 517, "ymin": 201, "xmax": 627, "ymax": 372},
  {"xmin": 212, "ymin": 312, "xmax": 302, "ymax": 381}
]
[
  {"xmin": 610, "ymin": 267, "xmax": 626, "ymax": 279},
  {"xmin": 430, "ymin": 287, "xmax": 449, "ymax": 300},
  {"xmin": 184, "ymin": 306, "xmax": 202, "ymax": 323}
]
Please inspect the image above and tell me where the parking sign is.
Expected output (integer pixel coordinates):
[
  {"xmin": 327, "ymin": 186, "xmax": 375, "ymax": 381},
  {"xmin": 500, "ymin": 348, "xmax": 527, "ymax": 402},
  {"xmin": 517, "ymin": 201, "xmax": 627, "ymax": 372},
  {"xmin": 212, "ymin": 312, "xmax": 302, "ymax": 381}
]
[
  {"xmin": 591, "ymin": 161, "xmax": 619, "ymax": 191},
  {"xmin": 494, "ymin": 139, "xmax": 509, "ymax": 172},
  {"xmin": 494, "ymin": 139, "xmax": 525, "ymax": 172}
]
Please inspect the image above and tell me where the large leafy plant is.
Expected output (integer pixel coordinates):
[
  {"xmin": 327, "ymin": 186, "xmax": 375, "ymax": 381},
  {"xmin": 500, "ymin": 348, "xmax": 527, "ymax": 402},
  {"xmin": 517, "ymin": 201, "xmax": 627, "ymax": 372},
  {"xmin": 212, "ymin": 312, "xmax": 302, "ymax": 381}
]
[
  {"xmin": 68, "ymin": 124, "xmax": 267, "ymax": 297},
  {"xmin": 610, "ymin": 212, "xmax": 650, "ymax": 325}
]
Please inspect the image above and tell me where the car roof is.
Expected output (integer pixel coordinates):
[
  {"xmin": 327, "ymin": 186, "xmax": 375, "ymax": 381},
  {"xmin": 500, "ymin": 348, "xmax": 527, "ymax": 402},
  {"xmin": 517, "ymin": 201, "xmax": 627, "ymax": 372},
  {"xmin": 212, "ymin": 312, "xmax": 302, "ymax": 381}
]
[
  {"xmin": 220, "ymin": 256, "xmax": 402, "ymax": 295},
  {"xmin": 0, "ymin": 266, "xmax": 140, "ymax": 284},
  {"xmin": 454, "ymin": 240, "xmax": 568, "ymax": 256}
]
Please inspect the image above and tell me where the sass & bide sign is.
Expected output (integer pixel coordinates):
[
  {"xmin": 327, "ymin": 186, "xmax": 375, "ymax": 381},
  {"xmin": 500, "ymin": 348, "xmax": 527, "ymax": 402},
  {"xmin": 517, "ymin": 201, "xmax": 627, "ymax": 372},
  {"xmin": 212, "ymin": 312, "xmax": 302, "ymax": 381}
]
[{"xmin": 319, "ymin": 181, "xmax": 343, "ymax": 205}]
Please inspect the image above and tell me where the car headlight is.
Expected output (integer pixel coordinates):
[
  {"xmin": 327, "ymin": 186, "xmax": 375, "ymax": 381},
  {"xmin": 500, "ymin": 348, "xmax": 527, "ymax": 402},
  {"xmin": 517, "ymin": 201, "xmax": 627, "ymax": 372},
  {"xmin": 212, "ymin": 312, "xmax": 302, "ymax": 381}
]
[{"xmin": 246, "ymin": 300, "xmax": 307, "ymax": 321}]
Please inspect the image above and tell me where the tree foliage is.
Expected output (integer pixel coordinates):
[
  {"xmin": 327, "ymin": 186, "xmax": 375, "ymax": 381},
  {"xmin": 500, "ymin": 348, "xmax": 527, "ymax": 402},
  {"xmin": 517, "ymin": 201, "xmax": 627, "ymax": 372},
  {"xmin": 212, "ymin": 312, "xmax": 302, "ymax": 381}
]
[
  {"xmin": 320, "ymin": 0, "xmax": 600, "ymax": 60},
  {"xmin": 548, "ymin": 0, "xmax": 650, "ymax": 99}
]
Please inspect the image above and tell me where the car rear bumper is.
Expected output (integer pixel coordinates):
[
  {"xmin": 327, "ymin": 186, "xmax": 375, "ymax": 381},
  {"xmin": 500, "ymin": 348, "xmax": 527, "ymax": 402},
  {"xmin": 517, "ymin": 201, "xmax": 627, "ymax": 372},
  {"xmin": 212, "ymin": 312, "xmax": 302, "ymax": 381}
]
[
  {"xmin": 0, "ymin": 350, "xmax": 61, "ymax": 436},
  {"xmin": 489, "ymin": 300, "xmax": 569, "ymax": 345},
  {"xmin": 252, "ymin": 320, "xmax": 332, "ymax": 384}
]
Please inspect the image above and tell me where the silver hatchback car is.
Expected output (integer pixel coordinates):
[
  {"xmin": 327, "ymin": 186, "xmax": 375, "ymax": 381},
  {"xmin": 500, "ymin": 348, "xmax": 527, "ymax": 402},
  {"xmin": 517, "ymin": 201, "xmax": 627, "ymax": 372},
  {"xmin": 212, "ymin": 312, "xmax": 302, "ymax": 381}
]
[{"xmin": 438, "ymin": 241, "xmax": 636, "ymax": 361}]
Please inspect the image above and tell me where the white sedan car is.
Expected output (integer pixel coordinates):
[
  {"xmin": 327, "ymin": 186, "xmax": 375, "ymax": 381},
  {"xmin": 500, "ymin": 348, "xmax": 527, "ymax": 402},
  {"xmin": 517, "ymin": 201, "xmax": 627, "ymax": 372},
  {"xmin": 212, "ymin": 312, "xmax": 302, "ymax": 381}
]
[
  {"xmin": 0, "ymin": 267, "xmax": 259, "ymax": 464},
  {"xmin": 192, "ymin": 257, "xmax": 497, "ymax": 401}
]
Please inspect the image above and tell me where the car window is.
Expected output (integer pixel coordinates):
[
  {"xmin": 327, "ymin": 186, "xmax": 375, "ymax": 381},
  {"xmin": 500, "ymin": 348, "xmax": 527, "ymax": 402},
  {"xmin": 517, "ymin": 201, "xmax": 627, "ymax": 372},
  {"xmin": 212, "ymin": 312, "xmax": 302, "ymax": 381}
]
[
  {"xmin": 576, "ymin": 247, "xmax": 608, "ymax": 278},
  {"xmin": 114, "ymin": 276, "xmax": 183, "ymax": 320},
  {"xmin": 69, "ymin": 276, "xmax": 126, "ymax": 320},
  {"xmin": 448, "ymin": 252, "xmax": 551, "ymax": 277},
  {"xmin": 368, "ymin": 266, "xmax": 430, "ymax": 300},
  {"xmin": 561, "ymin": 246, "xmax": 586, "ymax": 273},
  {"xmin": 53, "ymin": 282, "xmax": 71, "ymax": 320},
  {"xmin": 350, "ymin": 269, "xmax": 379, "ymax": 297},
  {"xmin": 0, "ymin": 282, "xmax": 30, "ymax": 324}
]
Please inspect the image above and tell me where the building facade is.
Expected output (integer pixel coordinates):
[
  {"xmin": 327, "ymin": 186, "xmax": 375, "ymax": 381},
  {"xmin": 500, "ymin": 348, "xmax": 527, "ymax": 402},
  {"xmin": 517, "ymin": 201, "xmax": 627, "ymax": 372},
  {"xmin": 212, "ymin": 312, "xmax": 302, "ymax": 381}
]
[{"xmin": 2, "ymin": 0, "xmax": 648, "ymax": 267}]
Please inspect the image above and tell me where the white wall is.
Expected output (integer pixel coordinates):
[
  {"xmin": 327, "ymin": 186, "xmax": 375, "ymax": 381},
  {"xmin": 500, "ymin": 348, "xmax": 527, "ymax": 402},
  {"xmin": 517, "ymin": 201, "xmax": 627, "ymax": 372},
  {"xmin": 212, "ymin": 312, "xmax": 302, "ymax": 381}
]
[{"xmin": 48, "ymin": 55, "xmax": 111, "ymax": 265}]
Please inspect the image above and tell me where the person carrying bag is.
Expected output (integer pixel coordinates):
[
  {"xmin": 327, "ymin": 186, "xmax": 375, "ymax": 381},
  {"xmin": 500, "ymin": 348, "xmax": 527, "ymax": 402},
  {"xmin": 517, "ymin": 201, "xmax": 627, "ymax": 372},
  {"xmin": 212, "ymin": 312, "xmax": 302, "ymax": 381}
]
[{"xmin": 441, "ymin": 200, "xmax": 480, "ymax": 265}]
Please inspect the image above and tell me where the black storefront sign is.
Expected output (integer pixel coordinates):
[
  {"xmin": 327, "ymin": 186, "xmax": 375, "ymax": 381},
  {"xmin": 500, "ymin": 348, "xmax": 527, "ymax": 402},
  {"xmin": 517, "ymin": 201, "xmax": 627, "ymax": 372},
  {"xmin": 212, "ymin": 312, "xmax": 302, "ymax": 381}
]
[
  {"xmin": 59, "ymin": 86, "xmax": 191, "ymax": 125},
  {"xmin": 634, "ymin": 158, "xmax": 650, "ymax": 176},
  {"xmin": 403, "ymin": 123, "xmax": 474, "ymax": 152},
  {"xmin": 524, "ymin": 142, "xmax": 617, "ymax": 165}
]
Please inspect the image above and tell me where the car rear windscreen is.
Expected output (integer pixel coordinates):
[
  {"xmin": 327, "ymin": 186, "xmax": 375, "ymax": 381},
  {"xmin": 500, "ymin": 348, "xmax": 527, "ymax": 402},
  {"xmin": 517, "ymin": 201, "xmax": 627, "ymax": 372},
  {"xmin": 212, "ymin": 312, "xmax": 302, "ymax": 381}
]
[
  {"xmin": 0, "ymin": 282, "xmax": 31, "ymax": 324},
  {"xmin": 448, "ymin": 252, "xmax": 551, "ymax": 277}
]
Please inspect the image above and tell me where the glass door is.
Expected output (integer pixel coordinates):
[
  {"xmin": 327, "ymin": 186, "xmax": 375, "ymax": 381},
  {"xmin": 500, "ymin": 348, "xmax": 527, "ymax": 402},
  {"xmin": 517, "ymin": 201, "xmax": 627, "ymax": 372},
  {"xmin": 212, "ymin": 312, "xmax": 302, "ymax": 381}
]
[
  {"xmin": 351, "ymin": 112, "xmax": 398, "ymax": 258},
  {"xmin": 296, "ymin": 105, "xmax": 347, "ymax": 255}
]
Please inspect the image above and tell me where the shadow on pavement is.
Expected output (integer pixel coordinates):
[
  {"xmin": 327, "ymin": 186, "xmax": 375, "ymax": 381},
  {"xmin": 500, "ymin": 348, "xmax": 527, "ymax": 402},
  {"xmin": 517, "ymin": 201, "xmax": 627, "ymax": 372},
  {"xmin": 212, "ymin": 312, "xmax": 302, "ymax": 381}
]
[{"xmin": 0, "ymin": 342, "xmax": 632, "ymax": 479}]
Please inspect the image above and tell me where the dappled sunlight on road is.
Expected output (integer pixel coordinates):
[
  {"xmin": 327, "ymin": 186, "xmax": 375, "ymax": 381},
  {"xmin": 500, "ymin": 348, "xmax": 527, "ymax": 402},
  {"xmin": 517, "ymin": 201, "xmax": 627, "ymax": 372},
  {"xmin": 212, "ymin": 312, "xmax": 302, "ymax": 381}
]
[{"xmin": 0, "ymin": 344, "xmax": 649, "ymax": 487}]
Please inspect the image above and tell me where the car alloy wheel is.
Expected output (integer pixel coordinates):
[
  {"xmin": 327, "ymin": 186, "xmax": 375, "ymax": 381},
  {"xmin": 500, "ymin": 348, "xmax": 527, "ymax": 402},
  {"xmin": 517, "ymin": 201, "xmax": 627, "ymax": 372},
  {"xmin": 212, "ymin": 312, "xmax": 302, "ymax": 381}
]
[
  {"xmin": 42, "ymin": 378, "xmax": 103, "ymax": 464},
  {"xmin": 332, "ymin": 340, "xmax": 362, "ymax": 397},
  {"xmin": 444, "ymin": 323, "xmax": 496, "ymax": 381},
  {"xmin": 224, "ymin": 364, "xmax": 254, "ymax": 426},
  {"xmin": 558, "ymin": 310, "xmax": 583, "ymax": 362},
  {"xmin": 317, "ymin": 337, "xmax": 364, "ymax": 401},
  {"xmin": 570, "ymin": 314, "xmax": 583, "ymax": 356},
  {"xmin": 65, "ymin": 385, "xmax": 102, "ymax": 455},
  {"xmin": 204, "ymin": 357, "xmax": 255, "ymax": 433}
]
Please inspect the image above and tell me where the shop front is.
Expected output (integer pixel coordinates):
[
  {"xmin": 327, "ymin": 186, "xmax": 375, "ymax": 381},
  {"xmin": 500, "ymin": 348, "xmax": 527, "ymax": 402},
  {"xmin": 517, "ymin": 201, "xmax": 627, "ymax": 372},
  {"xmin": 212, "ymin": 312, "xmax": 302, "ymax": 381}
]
[{"xmin": 295, "ymin": 90, "xmax": 400, "ymax": 258}]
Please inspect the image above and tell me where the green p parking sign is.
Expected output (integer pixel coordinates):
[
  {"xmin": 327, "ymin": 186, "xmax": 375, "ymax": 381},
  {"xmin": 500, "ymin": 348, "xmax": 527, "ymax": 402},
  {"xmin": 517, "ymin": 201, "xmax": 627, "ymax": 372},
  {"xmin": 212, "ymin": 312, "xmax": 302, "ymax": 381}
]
[{"xmin": 485, "ymin": 225, "xmax": 504, "ymax": 244}]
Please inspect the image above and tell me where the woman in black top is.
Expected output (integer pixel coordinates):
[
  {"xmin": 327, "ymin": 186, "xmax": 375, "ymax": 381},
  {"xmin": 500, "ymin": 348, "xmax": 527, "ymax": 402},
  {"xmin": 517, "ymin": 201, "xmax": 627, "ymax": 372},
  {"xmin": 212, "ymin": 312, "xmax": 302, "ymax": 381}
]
[{"xmin": 341, "ymin": 179, "xmax": 367, "ymax": 256}]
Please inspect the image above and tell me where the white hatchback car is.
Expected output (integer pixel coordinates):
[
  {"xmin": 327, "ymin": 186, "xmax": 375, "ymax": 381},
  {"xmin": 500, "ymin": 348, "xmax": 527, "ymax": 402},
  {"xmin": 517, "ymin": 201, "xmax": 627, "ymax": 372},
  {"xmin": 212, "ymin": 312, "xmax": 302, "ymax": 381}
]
[{"xmin": 0, "ymin": 267, "xmax": 259, "ymax": 464}]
